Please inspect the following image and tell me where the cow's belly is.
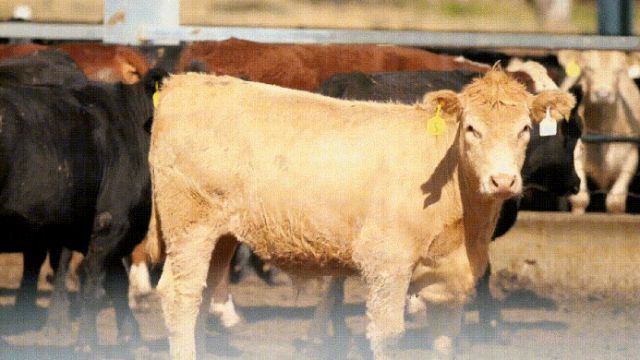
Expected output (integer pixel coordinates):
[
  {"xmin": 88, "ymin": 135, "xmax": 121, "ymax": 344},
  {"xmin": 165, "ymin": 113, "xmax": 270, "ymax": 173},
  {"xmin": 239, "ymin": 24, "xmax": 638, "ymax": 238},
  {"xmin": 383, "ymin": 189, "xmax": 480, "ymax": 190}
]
[
  {"xmin": 236, "ymin": 198, "xmax": 363, "ymax": 276},
  {"xmin": 584, "ymin": 143, "xmax": 638, "ymax": 189}
]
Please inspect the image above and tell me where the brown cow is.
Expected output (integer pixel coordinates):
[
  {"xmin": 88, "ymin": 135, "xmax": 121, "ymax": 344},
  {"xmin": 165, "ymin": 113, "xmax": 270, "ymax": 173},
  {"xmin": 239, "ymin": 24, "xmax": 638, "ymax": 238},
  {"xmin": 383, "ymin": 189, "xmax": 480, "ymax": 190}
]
[
  {"xmin": 147, "ymin": 68, "xmax": 574, "ymax": 359},
  {"xmin": 55, "ymin": 43, "xmax": 150, "ymax": 84},
  {"xmin": 0, "ymin": 43, "xmax": 49, "ymax": 58},
  {"xmin": 0, "ymin": 43, "xmax": 150, "ymax": 84},
  {"xmin": 174, "ymin": 38, "xmax": 489, "ymax": 91}
]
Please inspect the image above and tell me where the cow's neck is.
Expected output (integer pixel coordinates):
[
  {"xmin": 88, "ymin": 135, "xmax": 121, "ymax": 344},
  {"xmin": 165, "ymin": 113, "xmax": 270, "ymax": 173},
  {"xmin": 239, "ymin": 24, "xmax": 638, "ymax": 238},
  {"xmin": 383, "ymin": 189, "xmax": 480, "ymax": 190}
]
[
  {"xmin": 583, "ymin": 99, "xmax": 619, "ymax": 134},
  {"xmin": 458, "ymin": 169, "xmax": 504, "ymax": 278}
]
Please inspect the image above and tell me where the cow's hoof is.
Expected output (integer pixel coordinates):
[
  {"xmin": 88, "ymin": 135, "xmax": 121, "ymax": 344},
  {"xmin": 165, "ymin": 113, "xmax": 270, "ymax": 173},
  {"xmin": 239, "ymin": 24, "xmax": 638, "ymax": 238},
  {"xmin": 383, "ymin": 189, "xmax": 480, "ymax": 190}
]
[
  {"xmin": 605, "ymin": 194, "xmax": 626, "ymax": 214},
  {"xmin": 568, "ymin": 192, "xmax": 589, "ymax": 214}
]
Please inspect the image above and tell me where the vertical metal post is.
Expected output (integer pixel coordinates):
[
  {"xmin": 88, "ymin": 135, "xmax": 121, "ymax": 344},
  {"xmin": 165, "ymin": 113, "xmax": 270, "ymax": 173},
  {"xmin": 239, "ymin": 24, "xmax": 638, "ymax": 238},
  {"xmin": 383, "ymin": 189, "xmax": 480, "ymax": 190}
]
[
  {"xmin": 598, "ymin": 0, "xmax": 633, "ymax": 35},
  {"xmin": 104, "ymin": 0, "xmax": 180, "ymax": 45}
]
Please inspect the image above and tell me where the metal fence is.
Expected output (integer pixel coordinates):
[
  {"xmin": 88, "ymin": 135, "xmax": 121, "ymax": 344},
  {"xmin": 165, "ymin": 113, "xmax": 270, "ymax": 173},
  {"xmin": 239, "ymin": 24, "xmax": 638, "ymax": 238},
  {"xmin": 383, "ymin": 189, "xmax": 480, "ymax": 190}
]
[{"xmin": 0, "ymin": 0, "xmax": 639, "ymax": 49}]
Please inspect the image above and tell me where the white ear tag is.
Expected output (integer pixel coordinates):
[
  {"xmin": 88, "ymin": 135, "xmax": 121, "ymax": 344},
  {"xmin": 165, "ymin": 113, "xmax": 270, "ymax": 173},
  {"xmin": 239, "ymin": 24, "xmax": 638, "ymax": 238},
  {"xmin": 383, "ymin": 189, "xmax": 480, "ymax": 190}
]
[{"xmin": 539, "ymin": 107, "xmax": 557, "ymax": 137}]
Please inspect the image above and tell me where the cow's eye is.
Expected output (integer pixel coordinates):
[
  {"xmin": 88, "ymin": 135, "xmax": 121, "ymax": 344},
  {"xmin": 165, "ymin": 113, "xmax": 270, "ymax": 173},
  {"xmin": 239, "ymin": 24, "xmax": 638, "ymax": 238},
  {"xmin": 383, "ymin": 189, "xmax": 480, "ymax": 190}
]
[
  {"xmin": 519, "ymin": 125, "xmax": 531, "ymax": 138},
  {"xmin": 466, "ymin": 125, "xmax": 481, "ymax": 139}
]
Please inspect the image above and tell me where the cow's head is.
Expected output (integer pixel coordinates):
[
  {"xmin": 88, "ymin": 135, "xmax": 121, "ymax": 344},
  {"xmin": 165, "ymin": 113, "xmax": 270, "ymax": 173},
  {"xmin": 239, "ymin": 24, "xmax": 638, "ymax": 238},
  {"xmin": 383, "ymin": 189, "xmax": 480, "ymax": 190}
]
[
  {"xmin": 521, "ymin": 85, "xmax": 583, "ymax": 196},
  {"xmin": 558, "ymin": 50, "xmax": 630, "ymax": 104},
  {"xmin": 423, "ymin": 68, "xmax": 576, "ymax": 200}
]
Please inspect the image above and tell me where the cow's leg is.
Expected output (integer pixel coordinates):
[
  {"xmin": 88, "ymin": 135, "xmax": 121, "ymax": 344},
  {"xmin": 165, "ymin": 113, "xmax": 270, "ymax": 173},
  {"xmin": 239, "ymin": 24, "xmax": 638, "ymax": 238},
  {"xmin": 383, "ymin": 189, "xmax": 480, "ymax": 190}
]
[
  {"xmin": 425, "ymin": 301, "xmax": 464, "ymax": 360},
  {"xmin": 569, "ymin": 140, "xmax": 589, "ymax": 214},
  {"xmin": 208, "ymin": 237, "xmax": 241, "ymax": 329},
  {"xmin": 76, "ymin": 214, "xmax": 146, "ymax": 353},
  {"xmin": 328, "ymin": 275, "xmax": 350, "ymax": 355},
  {"xmin": 42, "ymin": 247, "xmax": 74, "ymax": 335},
  {"xmin": 104, "ymin": 254, "xmax": 142, "ymax": 345},
  {"xmin": 363, "ymin": 269, "xmax": 411, "ymax": 360},
  {"xmin": 354, "ymin": 225, "xmax": 413, "ymax": 360},
  {"xmin": 475, "ymin": 262, "xmax": 501, "ymax": 335},
  {"xmin": 606, "ymin": 148, "xmax": 638, "ymax": 213},
  {"xmin": 156, "ymin": 227, "xmax": 224, "ymax": 360},
  {"xmin": 129, "ymin": 240, "xmax": 153, "ymax": 311},
  {"xmin": 198, "ymin": 235, "xmax": 238, "ymax": 356},
  {"xmin": 15, "ymin": 247, "xmax": 48, "ymax": 327},
  {"xmin": 305, "ymin": 275, "xmax": 347, "ymax": 344},
  {"xmin": 75, "ymin": 243, "xmax": 104, "ymax": 353}
]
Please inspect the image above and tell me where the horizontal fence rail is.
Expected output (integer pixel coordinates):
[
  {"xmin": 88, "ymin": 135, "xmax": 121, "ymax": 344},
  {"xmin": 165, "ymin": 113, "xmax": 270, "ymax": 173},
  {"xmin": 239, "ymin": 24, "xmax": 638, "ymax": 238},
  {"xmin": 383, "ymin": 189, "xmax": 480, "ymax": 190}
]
[
  {"xmin": 2, "ymin": 22, "xmax": 640, "ymax": 49},
  {"xmin": 581, "ymin": 134, "xmax": 640, "ymax": 144}
]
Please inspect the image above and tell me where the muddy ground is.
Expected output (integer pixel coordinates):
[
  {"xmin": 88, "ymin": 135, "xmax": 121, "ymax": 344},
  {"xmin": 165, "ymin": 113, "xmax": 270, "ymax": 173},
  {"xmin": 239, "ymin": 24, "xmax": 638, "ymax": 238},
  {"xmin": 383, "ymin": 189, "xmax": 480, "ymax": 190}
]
[{"xmin": 1, "ymin": 253, "xmax": 639, "ymax": 360}]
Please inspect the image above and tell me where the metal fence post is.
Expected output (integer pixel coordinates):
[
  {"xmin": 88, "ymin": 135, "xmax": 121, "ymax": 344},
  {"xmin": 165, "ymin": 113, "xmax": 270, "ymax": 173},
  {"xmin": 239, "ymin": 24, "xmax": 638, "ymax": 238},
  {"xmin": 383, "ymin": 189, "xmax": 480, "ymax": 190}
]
[
  {"xmin": 598, "ymin": 0, "xmax": 634, "ymax": 35},
  {"xmin": 104, "ymin": 0, "xmax": 180, "ymax": 45}
]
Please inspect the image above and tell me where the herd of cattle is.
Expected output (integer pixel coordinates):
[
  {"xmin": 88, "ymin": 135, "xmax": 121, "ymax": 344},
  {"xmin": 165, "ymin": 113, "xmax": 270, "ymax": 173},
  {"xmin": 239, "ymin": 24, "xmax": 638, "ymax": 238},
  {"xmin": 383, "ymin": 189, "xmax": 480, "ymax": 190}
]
[{"xmin": 0, "ymin": 38, "xmax": 639, "ymax": 359}]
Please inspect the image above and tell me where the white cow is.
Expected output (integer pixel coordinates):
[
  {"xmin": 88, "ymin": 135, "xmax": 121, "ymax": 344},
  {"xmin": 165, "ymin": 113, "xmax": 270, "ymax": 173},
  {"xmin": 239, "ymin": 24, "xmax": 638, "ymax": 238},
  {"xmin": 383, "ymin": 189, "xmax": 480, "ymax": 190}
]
[
  {"xmin": 147, "ymin": 69, "xmax": 574, "ymax": 359},
  {"xmin": 558, "ymin": 50, "xmax": 640, "ymax": 213}
]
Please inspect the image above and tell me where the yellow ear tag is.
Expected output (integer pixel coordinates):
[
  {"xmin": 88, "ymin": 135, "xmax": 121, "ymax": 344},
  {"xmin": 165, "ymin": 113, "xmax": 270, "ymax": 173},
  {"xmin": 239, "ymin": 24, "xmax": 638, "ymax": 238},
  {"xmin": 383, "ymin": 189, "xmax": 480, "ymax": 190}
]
[
  {"xmin": 152, "ymin": 83, "xmax": 160, "ymax": 108},
  {"xmin": 565, "ymin": 59, "xmax": 581, "ymax": 78},
  {"xmin": 426, "ymin": 104, "xmax": 445, "ymax": 135},
  {"xmin": 539, "ymin": 107, "xmax": 557, "ymax": 137}
]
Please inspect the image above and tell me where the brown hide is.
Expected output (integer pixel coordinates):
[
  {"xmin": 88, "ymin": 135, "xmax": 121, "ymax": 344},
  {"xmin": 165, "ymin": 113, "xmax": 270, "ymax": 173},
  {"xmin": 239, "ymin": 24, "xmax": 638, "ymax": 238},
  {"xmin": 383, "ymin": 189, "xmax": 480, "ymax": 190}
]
[
  {"xmin": 0, "ymin": 43, "xmax": 150, "ymax": 84},
  {"xmin": 0, "ymin": 44, "xmax": 49, "ymax": 59},
  {"xmin": 55, "ymin": 43, "xmax": 150, "ymax": 84},
  {"xmin": 174, "ymin": 38, "xmax": 490, "ymax": 91}
]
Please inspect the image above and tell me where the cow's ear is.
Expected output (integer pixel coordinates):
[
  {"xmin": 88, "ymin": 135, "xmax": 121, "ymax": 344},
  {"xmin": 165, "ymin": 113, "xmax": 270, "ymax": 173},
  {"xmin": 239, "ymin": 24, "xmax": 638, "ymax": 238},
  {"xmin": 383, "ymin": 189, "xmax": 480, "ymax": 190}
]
[
  {"xmin": 627, "ymin": 52, "xmax": 640, "ymax": 79},
  {"xmin": 142, "ymin": 68, "xmax": 170, "ymax": 98},
  {"xmin": 531, "ymin": 90, "xmax": 576, "ymax": 123},
  {"xmin": 557, "ymin": 50, "xmax": 582, "ymax": 68},
  {"xmin": 420, "ymin": 90, "xmax": 463, "ymax": 122}
]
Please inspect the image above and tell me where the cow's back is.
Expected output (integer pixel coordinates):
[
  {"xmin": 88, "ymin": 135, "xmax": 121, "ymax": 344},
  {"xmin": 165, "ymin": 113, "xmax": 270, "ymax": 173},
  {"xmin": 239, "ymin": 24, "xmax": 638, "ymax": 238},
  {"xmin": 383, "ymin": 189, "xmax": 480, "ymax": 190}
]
[
  {"xmin": 174, "ymin": 39, "xmax": 489, "ymax": 91},
  {"xmin": 0, "ymin": 49, "xmax": 87, "ymax": 86}
]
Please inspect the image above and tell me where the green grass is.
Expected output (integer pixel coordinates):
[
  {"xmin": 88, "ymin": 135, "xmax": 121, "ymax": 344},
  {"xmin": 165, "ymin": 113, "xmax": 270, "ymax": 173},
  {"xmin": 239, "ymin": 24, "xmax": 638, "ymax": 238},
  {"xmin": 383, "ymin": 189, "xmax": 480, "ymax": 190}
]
[
  {"xmin": 573, "ymin": 1, "xmax": 598, "ymax": 33},
  {"xmin": 438, "ymin": 0, "xmax": 487, "ymax": 17},
  {"xmin": 210, "ymin": 1, "xmax": 287, "ymax": 14}
]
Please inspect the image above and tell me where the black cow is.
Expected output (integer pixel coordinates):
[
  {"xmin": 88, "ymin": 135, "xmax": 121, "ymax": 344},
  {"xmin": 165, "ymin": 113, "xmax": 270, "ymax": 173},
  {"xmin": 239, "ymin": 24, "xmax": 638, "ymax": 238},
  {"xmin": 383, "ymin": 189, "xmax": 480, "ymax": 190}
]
[
  {"xmin": 316, "ymin": 69, "xmax": 480, "ymax": 100},
  {"xmin": 0, "ymin": 68, "xmax": 168, "ymax": 353},
  {"xmin": 422, "ymin": 47, "xmax": 567, "ymax": 85},
  {"xmin": 0, "ymin": 48, "xmax": 90, "ymax": 324},
  {"xmin": 309, "ymin": 69, "xmax": 583, "ymax": 347},
  {"xmin": 0, "ymin": 48, "xmax": 87, "ymax": 85}
]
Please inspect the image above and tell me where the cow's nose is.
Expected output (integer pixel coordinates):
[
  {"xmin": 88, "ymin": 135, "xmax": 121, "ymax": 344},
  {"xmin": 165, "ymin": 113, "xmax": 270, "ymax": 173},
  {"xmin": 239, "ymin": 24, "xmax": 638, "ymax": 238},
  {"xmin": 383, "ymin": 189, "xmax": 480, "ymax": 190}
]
[
  {"xmin": 594, "ymin": 89, "xmax": 612, "ymax": 101},
  {"xmin": 489, "ymin": 173, "xmax": 518, "ymax": 194}
]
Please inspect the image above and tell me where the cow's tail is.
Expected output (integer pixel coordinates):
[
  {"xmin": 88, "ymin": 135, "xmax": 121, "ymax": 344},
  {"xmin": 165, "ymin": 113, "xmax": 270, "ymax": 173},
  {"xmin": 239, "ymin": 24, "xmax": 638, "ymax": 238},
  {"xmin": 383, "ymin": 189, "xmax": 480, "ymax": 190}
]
[{"xmin": 145, "ymin": 201, "xmax": 166, "ymax": 263}]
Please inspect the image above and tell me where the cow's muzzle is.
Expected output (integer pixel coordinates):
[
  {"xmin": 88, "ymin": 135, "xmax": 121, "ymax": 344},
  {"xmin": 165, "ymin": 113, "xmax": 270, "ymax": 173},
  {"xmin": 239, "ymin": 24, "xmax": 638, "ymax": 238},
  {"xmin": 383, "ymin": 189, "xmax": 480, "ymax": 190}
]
[{"xmin": 486, "ymin": 172, "xmax": 521, "ymax": 197}]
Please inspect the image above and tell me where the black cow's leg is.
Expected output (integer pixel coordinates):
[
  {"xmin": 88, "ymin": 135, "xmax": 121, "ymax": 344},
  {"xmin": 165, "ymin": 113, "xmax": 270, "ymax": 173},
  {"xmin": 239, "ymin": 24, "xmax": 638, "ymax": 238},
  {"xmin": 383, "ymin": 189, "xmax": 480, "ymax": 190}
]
[
  {"xmin": 76, "ymin": 212, "xmax": 146, "ymax": 355},
  {"xmin": 476, "ymin": 263, "xmax": 501, "ymax": 336},
  {"xmin": 328, "ymin": 275, "xmax": 351, "ymax": 356},
  {"xmin": 76, "ymin": 243, "xmax": 105, "ymax": 353},
  {"xmin": 104, "ymin": 255, "xmax": 141, "ymax": 346},
  {"xmin": 15, "ymin": 248, "xmax": 48, "ymax": 327},
  {"xmin": 43, "ymin": 247, "xmax": 73, "ymax": 334}
]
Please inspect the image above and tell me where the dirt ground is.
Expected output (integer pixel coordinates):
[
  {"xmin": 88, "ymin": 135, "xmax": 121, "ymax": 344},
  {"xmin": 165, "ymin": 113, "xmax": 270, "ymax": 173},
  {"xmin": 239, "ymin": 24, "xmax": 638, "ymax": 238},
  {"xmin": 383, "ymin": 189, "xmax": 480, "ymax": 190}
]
[{"xmin": 1, "ymin": 253, "xmax": 640, "ymax": 360}]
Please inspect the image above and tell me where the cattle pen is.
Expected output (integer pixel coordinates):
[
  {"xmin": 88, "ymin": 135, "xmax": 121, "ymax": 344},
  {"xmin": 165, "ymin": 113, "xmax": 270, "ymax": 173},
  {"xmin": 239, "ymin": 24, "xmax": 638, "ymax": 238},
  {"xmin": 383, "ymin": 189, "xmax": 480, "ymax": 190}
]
[{"xmin": 2, "ymin": 1, "xmax": 640, "ymax": 360}]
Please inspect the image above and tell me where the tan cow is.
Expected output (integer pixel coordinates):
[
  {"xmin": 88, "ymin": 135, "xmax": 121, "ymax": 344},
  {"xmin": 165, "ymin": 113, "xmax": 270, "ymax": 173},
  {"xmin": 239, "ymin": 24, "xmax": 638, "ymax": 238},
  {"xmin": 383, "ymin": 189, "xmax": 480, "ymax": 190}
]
[
  {"xmin": 558, "ymin": 50, "xmax": 640, "ymax": 213},
  {"xmin": 147, "ymin": 69, "xmax": 574, "ymax": 359}
]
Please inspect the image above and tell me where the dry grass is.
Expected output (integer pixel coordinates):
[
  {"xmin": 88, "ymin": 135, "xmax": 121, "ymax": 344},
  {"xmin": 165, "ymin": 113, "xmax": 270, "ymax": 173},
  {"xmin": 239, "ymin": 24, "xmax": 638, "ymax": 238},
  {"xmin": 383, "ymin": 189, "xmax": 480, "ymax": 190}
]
[{"xmin": 0, "ymin": 0, "xmax": 606, "ymax": 34}]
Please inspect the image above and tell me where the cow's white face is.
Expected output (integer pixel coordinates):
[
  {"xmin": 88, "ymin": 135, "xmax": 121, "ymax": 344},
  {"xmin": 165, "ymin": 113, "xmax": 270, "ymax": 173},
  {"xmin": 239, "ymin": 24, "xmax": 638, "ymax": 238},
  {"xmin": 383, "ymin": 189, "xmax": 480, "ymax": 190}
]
[
  {"xmin": 572, "ymin": 51, "xmax": 628, "ymax": 104},
  {"xmin": 423, "ymin": 69, "xmax": 576, "ymax": 200},
  {"xmin": 461, "ymin": 110, "xmax": 531, "ymax": 198}
]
